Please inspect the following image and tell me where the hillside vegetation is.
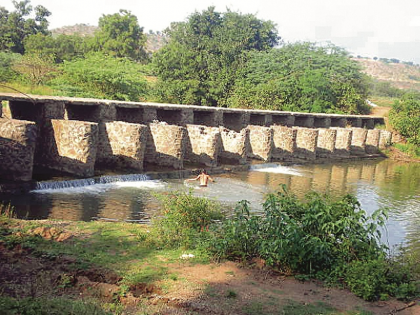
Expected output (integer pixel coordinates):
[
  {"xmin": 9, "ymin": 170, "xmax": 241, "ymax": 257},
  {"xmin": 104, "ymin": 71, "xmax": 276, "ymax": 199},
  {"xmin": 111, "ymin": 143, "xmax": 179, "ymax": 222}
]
[{"xmin": 355, "ymin": 58, "xmax": 420, "ymax": 92}]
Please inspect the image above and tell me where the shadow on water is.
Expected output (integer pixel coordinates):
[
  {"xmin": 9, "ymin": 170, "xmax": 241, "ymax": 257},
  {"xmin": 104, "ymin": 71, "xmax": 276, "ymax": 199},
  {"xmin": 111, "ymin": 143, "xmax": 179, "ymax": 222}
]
[{"xmin": 0, "ymin": 158, "xmax": 419, "ymax": 248}]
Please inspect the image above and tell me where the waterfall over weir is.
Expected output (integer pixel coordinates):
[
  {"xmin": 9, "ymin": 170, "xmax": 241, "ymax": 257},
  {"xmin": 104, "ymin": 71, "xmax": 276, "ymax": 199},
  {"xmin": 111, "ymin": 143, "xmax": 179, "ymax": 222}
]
[{"xmin": 33, "ymin": 174, "xmax": 150, "ymax": 191}]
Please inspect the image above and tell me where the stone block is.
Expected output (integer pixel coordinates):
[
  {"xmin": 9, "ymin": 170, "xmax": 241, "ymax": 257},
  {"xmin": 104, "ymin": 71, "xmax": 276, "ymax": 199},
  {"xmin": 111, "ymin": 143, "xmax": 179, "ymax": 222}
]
[
  {"xmin": 332, "ymin": 128, "xmax": 352, "ymax": 158},
  {"xmin": 293, "ymin": 127, "xmax": 318, "ymax": 160},
  {"xmin": 0, "ymin": 118, "xmax": 38, "ymax": 181},
  {"xmin": 271, "ymin": 126, "xmax": 297, "ymax": 161},
  {"xmin": 316, "ymin": 129, "xmax": 337, "ymax": 157},
  {"xmin": 96, "ymin": 121, "xmax": 148, "ymax": 170},
  {"xmin": 145, "ymin": 123, "xmax": 186, "ymax": 169},
  {"xmin": 247, "ymin": 125, "xmax": 273, "ymax": 161},
  {"xmin": 350, "ymin": 128, "xmax": 368, "ymax": 155},
  {"xmin": 185, "ymin": 125, "xmax": 221, "ymax": 167},
  {"xmin": 40, "ymin": 119, "xmax": 99, "ymax": 177},
  {"xmin": 219, "ymin": 127, "xmax": 249, "ymax": 164},
  {"xmin": 379, "ymin": 130, "xmax": 392, "ymax": 149},
  {"xmin": 365, "ymin": 129, "xmax": 380, "ymax": 154}
]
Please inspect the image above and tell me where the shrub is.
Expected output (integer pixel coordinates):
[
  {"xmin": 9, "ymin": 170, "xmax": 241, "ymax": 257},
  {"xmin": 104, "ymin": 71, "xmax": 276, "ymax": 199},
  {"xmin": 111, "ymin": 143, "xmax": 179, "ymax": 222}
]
[
  {"xmin": 213, "ymin": 186, "xmax": 387, "ymax": 274},
  {"xmin": 51, "ymin": 52, "xmax": 149, "ymax": 101},
  {"xmin": 152, "ymin": 191, "xmax": 224, "ymax": 248},
  {"xmin": 210, "ymin": 186, "xmax": 419, "ymax": 300},
  {"xmin": 389, "ymin": 93, "xmax": 420, "ymax": 146}
]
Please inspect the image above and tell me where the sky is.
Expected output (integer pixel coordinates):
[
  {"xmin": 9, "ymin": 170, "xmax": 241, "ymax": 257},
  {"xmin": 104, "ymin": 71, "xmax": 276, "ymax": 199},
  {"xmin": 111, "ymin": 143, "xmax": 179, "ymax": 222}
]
[{"xmin": 2, "ymin": 0, "xmax": 420, "ymax": 64}]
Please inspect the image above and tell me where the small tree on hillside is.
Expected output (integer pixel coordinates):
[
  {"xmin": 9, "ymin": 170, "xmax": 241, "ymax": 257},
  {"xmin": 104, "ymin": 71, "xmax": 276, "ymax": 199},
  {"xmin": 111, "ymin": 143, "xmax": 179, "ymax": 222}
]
[
  {"xmin": 89, "ymin": 10, "xmax": 147, "ymax": 62},
  {"xmin": 12, "ymin": 52, "xmax": 56, "ymax": 85}
]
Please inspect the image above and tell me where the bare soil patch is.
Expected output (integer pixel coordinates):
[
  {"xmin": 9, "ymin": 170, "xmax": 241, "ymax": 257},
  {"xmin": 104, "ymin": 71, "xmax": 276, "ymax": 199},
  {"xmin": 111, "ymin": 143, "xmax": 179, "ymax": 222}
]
[{"xmin": 1, "ymin": 241, "xmax": 419, "ymax": 314}]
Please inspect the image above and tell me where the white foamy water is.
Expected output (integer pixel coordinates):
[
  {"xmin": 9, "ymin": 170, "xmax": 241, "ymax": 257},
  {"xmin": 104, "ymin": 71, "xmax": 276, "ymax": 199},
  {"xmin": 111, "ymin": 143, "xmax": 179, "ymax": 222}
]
[
  {"xmin": 32, "ymin": 180, "xmax": 166, "ymax": 194},
  {"xmin": 250, "ymin": 163, "xmax": 303, "ymax": 176}
]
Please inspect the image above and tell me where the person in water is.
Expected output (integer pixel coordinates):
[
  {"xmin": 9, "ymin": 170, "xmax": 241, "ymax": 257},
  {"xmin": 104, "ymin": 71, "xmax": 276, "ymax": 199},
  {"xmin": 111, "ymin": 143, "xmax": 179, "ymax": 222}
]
[{"xmin": 186, "ymin": 169, "xmax": 215, "ymax": 187}]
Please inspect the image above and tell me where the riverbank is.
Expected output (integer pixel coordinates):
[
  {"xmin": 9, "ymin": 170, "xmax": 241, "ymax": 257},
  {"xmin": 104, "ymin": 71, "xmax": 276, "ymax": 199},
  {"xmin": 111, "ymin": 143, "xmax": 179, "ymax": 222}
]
[
  {"xmin": 384, "ymin": 145, "xmax": 420, "ymax": 162},
  {"xmin": 1, "ymin": 216, "xmax": 419, "ymax": 315}
]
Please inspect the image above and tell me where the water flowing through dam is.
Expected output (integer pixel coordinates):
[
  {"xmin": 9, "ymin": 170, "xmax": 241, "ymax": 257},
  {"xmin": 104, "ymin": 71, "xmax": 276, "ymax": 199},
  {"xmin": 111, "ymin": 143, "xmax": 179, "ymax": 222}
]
[{"xmin": 1, "ymin": 159, "xmax": 419, "ymax": 250}]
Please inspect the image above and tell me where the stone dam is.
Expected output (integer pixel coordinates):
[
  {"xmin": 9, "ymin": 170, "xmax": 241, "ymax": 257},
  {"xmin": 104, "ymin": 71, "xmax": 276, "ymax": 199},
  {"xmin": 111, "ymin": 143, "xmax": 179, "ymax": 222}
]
[{"xmin": 0, "ymin": 93, "xmax": 390, "ymax": 189}]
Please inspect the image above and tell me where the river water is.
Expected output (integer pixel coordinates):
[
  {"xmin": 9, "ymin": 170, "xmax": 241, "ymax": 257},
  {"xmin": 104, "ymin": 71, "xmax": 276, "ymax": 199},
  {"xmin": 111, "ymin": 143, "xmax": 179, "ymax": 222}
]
[{"xmin": 2, "ymin": 158, "xmax": 419, "ymax": 249}]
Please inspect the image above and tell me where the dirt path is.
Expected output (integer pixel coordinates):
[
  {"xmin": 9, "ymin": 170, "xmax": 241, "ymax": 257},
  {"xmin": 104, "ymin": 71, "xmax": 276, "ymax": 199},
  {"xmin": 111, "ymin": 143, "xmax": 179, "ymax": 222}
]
[
  {"xmin": 369, "ymin": 106, "xmax": 391, "ymax": 117},
  {"xmin": 1, "ymin": 242, "xmax": 419, "ymax": 315}
]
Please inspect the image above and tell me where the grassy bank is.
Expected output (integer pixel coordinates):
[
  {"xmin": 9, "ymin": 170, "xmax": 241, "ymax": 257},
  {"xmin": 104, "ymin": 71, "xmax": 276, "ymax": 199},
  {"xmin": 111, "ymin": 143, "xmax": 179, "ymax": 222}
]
[{"xmin": 0, "ymin": 190, "xmax": 419, "ymax": 314}]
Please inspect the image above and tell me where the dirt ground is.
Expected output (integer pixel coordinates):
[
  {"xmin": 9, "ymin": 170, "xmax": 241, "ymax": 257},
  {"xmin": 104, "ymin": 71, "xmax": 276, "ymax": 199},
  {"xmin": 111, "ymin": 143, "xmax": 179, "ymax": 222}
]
[
  {"xmin": 1, "ymin": 240, "xmax": 419, "ymax": 315},
  {"xmin": 369, "ymin": 106, "xmax": 391, "ymax": 118}
]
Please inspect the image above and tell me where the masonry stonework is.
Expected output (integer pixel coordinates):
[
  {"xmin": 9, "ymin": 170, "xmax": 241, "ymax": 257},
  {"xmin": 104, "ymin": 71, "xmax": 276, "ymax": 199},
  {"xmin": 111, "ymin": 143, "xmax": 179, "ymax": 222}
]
[
  {"xmin": 247, "ymin": 125, "xmax": 273, "ymax": 161},
  {"xmin": 365, "ymin": 129, "xmax": 380, "ymax": 154},
  {"xmin": 96, "ymin": 121, "xmax": 148, "ymax": 170},
  {"xmin": 350, "ymin": 128, "xmax": 368, "ymax": 156},
  {"xmin": 317, "ymin": 129, "xmax": 337, "ymax": 158},
  {"xmin": 185, "ymin": 125, "xmax": 221, "ymax": 167},
  {"xmin": 294, "ymin": 127, "xmax": 318, "ymax": 160},
  {"xmin": 145, "ymin": 123, "xmax": 186, "ymax": 169},
  {"xmin": 0, "ymin": 93, "xmax": 389, "ymax": 184},
  {"xmin": 42, "ymin": 120, "xmax": 99, "ymax": 177},
  {"xmin": 379, "ymin": 130, "xmax": 392, "ymax": 149},
  {"xmin": 271, "ymin": 126, "xmax": 297, "ymax": 161},
  {"xmin": 0, "ymin": 118, "xmax": 38, "ymax": 181},
  {"xmin": 219, "ymin": 127, "xmax": 249, "ymax": 164},
  {"xmin": 332, "ymin": 128, "xmax": 352, "ymax": 158}
]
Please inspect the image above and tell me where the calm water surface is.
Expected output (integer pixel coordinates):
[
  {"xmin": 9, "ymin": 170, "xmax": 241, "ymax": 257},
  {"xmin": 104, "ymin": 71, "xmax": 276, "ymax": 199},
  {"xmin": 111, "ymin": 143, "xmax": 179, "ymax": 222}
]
[{"xmin": 2, "ymin": 158, "xmax": 419, "ymax": 248}]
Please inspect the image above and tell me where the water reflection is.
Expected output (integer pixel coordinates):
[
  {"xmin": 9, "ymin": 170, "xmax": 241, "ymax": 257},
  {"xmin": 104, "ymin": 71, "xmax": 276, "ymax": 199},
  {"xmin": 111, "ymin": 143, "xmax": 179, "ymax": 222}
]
[
  {"xmin": 1, "ymin": 159, "xmax": 419, "ymax": 248},
  {"xmin": 222, "ymin": 159, "xmax": 419, "ymax": 248}
]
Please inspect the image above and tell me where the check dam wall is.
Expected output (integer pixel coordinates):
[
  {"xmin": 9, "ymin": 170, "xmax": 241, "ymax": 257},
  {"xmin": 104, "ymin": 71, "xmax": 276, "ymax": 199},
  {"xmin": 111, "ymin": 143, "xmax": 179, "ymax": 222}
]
[{"xmin": 0, "ymin": 93, "xmax": 391, "ymax": 183}]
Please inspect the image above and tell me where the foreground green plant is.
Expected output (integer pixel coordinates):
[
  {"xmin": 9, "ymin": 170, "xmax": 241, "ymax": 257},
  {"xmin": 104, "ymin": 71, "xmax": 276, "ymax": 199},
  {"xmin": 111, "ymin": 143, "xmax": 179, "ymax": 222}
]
[
  {"xmin": 0, "ymin": 296, "xmax": 109, "ymax": 315},
  {"xmin": 152, "ymin": 190, "xmax": 224, "ymax": 249},
  {"xmin": 211, "ymin": 185, "xmax": 419, "ymax": 301},
  {"xmin": 394, "ymin": 143, "xmax": 420, "ymax": 159}
]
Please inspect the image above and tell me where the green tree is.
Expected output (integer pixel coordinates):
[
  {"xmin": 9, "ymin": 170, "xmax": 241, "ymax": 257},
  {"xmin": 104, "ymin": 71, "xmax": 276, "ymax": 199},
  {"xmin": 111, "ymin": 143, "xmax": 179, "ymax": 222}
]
[
  {"xmin": 227, "ymin": 42, "xmax": 370, "ymax": 114},
  {"xmin": 24, "ymin": 33, "xmax": 89, "ymax": 63},
  {"xmin": 12, "ymin": 52, "xmax": 56, "ymax": 85},
  {"xmin": 89, "ymin": 9, "xmax": 147, "ymax": 62},
  {"xmin": 0, "ymin": 0, "xmax": 51, "ymax": 54},
  {"xmin": 51, "ymin": 52, "xmax": 148, "ymax": 101},
  {"xmin": 152, "ymin": 7, "xmax": 279, "ymax": 106},
  {"xmin": 389, "ymin": 92, "xmax": 420, "ymax": 145},
  {"xmin": 0, "ymin": 51, "xmax": 21, "ymax": 81}
]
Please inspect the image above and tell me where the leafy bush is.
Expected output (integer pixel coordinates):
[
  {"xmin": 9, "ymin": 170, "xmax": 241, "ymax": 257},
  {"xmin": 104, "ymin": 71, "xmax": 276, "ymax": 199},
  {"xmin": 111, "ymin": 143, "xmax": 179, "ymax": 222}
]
[
  {"xmin": 152, "ymin": 191, "xmax": 224, "ymax": 248},
  {"xmin": 227, "ymin": 43, "xmax": 371, "ymax": 114},
  {"xmin": 389, "ymin": 92, "xmax": 420, "ymax": 145},
  {"xmin": 0, "ymin": 52, "xmax": 21, "ymax": 82},
  {"xmin": 346, "ymin": 258, "xmax": 418, "ymax": 301},
  {"xmin": 214, "ymin": 186, "xmax": 387, "ymax": 272},
  {"xmin": 51, "ymin": 52, "xmax": 149, "ymax": 101},
  {"xmin": 210, "ymin": 186, "xmax": 419, "ymax": 300}
]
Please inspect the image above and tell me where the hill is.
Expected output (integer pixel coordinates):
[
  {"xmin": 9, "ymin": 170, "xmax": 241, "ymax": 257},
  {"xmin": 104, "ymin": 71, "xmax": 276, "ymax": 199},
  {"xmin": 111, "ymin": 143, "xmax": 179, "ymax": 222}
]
[
  {"xmin": 51, "ymin": 24, "xmax": 168, "ymax": 53},
  {"xmin": 51, "ymin": 24, "xmax": 97, "ymax": 37},
  {"xmin": 355, "ymin": 58, "xmax": 420, "ymax": 92}
]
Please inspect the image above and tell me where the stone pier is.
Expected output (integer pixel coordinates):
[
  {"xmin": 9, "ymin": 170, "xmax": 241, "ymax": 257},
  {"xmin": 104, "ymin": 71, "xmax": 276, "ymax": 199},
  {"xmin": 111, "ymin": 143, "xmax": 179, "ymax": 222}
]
[
  {"xmin": 145, "ymin": 123, "xmax": 186, "ymax": 169},
  {"xmin": 350, "ymin": 128, "xmax": 368, "ymax": 156},
  {"xmin": 41, "ymin": 120, "xmax": 99, "ymax": 177},
  {"xmin": 365, "ymin": 129, "xmax": 380, "ymax": 154},
  {"xmin": 185, "ymin": 125, "xmax": 221, "ymax": 167},
  {"xmin": 0, "ymin": 118, "xmax": 38, "ymax": 181},
  {"xmin": 96, "ymin": 121, "xmax": 148, "ymax": 171},
  {"xmin": 247, "ymin": 125, "xmax": 273, "ymax": 161},
  {"xmin": 379, "ymin": 130, "xmax": 392, "ymax": 149},
  {"xmin": 332, "ymin": 128, "xmax": 352, "ymax": 158},
  {"xmin": 294, "ymin": 127, "xmax": 318, "ymax": 160},
  {"xmin": 271, "ymin": 126, "xmax": 297, "ymax": 161},
  {"xmin": 219, "ymin": 127, "xmax": 249, "ymax": 164},
  {"xmin": 316, "ymin": 129, "xmax": 337, "ymax": 158}
]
